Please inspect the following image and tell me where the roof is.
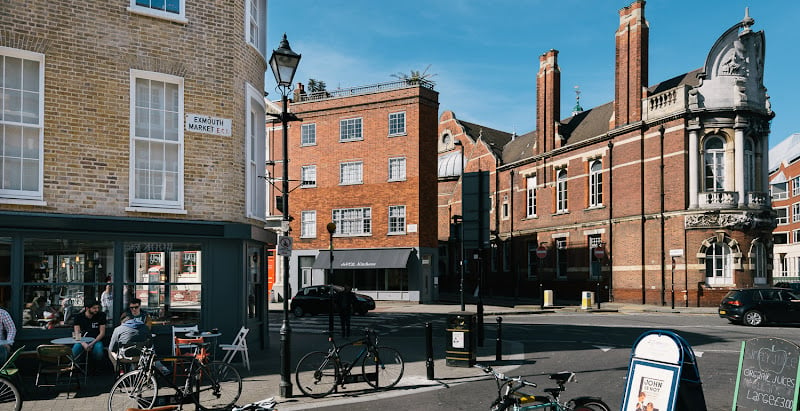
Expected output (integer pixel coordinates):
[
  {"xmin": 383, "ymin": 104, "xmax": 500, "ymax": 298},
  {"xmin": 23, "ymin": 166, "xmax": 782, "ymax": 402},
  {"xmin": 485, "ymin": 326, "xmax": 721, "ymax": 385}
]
[
  {"xmin": 438, "ymin": 150, "xmax": 463, "ymax": 178},
  {"xmin": 769, "ymin": 133, "xmax": 800, "ymax": 173},
  {"xmin": 458, "ymin": 120, "xmax": 513, "ymax": 150},
  {"xmin": 502, "ymin": 130, "xmax": 537, "ymax": 164}
]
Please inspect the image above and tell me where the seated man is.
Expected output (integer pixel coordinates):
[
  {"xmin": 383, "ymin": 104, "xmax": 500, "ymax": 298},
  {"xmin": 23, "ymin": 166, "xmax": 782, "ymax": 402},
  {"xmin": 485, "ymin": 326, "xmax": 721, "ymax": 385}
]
[
  {"xmin": 119, "ymin": 298, "xmax": 153, "ymax": 327},
  {"xmin": 108, "ymin": 317, "xmax": 149, "ymax": 373},
  {"xmin": 72, "ymin": 299, "xmax": 106, "ymax": 365}
]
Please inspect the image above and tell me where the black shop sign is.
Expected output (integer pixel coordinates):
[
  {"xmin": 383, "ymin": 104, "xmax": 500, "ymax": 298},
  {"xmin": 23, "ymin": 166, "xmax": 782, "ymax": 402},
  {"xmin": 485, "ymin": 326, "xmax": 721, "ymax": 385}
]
[{"xmin": 733, "ymin": 337, "xmax": 800, "ymax": 411}]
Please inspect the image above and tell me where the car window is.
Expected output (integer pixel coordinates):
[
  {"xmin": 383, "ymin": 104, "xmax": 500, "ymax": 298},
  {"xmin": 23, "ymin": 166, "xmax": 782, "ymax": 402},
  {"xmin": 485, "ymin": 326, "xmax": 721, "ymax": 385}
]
[
  {"xmin": 784, "ymin": 291, "xmax": 800, "ymax": 300},
  {"xmin": 750, "ymin": 291, "xmax": 761, "ymax": 302},
  {"xmin": 761, "ymin": 290, "xmax": 780, "ymax": 301},
  {"xmin": 305, "ymin": 288, "xmax": 318, "ymax": 296}
]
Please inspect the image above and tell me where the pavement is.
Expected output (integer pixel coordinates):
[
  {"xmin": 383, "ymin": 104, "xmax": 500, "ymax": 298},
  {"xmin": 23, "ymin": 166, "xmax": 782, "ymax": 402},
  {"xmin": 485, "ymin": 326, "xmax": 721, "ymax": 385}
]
[{"xmin": 17, "ymin": 298, "xmax": 717, "ymax": 410}]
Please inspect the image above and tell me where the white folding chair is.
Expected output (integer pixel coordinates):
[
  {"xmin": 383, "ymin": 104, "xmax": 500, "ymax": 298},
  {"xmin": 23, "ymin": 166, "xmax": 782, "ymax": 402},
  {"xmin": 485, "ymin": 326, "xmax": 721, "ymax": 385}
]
[
  {"xmin": 171, "ymin": 325, "xmax": 199, "ymax": 355},
  {"xmin": 220, "ymin": 326, "xmax": 250, "ymax": 371}
]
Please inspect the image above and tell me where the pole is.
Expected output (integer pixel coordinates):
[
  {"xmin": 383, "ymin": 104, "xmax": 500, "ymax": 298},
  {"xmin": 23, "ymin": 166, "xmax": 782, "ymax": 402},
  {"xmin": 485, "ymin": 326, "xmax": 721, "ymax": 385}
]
[
  {"xmin": 279, "ymin": 94, "xmax": 292, "ymax": 398},
  {"xmin": 459, "ymin": 143, "xmax": 465, "ymax": 312},
  {"xmin": 495, "ymin": 317, "xmax": 502, "ymax": 361},
  {"xmin": 328, "ymin": 233, "xmax": 334, "ymax": 337},
  {"xmin": 425, "ymin": 322, "xmax": 434, "ymax": 380},
  {"xmin": 671, "ymin": 257, "xmax": 675, "ymax": 310}
]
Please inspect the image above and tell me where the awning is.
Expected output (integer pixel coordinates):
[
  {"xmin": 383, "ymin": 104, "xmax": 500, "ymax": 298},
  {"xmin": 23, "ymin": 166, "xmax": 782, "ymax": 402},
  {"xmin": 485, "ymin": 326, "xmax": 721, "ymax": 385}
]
[{"xmin": 311, "ymin": 249, "xmax": 412, "ymax": 270}]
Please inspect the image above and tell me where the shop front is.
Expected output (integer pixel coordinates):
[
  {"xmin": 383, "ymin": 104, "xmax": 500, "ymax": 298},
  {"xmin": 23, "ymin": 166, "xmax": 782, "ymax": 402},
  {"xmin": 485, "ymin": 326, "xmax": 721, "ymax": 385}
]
[{"xmin": 311, "ymin": 248, "xmax": 422, "ymax": 301}]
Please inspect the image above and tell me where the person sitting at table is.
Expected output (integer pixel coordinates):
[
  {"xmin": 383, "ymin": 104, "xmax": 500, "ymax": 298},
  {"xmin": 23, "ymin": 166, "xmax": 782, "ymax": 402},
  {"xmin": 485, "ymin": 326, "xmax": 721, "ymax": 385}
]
[
  {"xmin": 72, "ymin": 299, "xmax": 107, "ymax": 368},
  {"xmin": 107, "ymin": 317, "xmax": 148, "ymax": 373},
  {"xmin": 119, "ymin": 298, "xmax": 153, "ymax": 328}
]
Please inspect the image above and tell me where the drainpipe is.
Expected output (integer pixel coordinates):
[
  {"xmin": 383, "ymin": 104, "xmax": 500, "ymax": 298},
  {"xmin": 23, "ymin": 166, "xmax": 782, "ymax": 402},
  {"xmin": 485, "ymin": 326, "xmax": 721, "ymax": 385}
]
[
  {"xmin": 607, "ymin": 141, "xmax": 614, "ymax": 302},
  {"xmin": 509, "ymin": 169, "xmax": 516, "ymax": 298},
  {"xmin": 660, "ymin": 125, "xmax": 666, "ymax": 306},
  {"xmin": 640, "ymin": 129, "xmax": 646, "ymax": 304}
]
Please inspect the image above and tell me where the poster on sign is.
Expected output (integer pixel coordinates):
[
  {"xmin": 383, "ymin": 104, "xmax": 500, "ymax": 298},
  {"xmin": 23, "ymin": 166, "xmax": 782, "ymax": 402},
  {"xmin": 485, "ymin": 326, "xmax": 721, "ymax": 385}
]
[{"xmin": 622, "ymin": 359, "xmax": 680, "ymax": 411}]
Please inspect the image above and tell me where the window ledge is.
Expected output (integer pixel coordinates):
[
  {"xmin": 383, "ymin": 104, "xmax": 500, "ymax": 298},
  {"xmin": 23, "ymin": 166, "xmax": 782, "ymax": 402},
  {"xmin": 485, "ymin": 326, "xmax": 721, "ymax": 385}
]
[
  {"xmin": 339, "ymin": 182, "xmax": 363, "ymax": 186},
  {"xmin": 333, "ymin": 233, "xmax": 371, "ymax": 238},
  {"xmin": 387, "ymin": 232, "xmax": 406, "ymax": 236},
  {"xmin": 585, "ymin": 205, "xmax": 605, "ymax": 211},
  {"xmin": 524, "ymin": 215, "xmax": 538, "ymax": 220},
  {"xmin": 388, "ymin": 179, "xmax": 406, "ymax": 183},
  {"xmin": 553, "ymin": 210, "xmax": 570, "ymax": 216},
  {"xmin": 127, "ymin": 6, "xmax": 188, "ymax": 24},
  {"xmin": 0, "ymin": 198, "xmax": 46, "ymax": 206},
  {"xmin": 126, "ymin": 206, "xmax": 188, "ymax": 215},
  {"xmin": 300, "ymin": 185, "xmax": 316, "ymax": 189},
  {"xmin": 388, "ymin": 133, "xmax": 407, "ymax": 138}
]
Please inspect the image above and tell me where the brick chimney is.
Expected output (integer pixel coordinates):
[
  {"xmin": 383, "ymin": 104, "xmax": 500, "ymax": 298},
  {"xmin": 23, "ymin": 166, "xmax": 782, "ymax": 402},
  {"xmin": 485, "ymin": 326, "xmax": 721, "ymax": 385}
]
[
  {"xmin": 536, "ymin": 49, "xmax": 560, "ymax": 154},
  {"xmin": 614, "ymin": 0, "xmax": 648, "ymax": 127}
]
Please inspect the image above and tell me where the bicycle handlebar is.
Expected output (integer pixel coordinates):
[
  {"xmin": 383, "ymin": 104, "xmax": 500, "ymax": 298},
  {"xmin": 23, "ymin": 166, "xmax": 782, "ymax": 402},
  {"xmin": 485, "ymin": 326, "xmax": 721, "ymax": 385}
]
[{"xmin": 474, "ymin": 364, "xmax": 537, "ymax": 388}]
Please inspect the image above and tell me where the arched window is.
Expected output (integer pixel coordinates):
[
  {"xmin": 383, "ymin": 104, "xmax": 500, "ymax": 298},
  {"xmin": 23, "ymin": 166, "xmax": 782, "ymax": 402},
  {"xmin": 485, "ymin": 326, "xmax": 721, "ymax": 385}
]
[
  {"xmin": 556, "ymin": 169, "xmax": 568, "ymax": 213},
  {"xmin": 704, "ymin": 136, "xmax": 725, "ymax": 192},
  {"xmin": 442, "ymin": 133, "xmax": 451, "ymax": 146},
  {"xmin": 589, "ymin": 160, "xmax": 602, "ymax": 207},
  {"xmin": 706, "ymin": 242, "xmax": 732, "ymax": 285},
  {"xmin": 744, "ymin": 138, "xmax": 755, "ymax": 193}
]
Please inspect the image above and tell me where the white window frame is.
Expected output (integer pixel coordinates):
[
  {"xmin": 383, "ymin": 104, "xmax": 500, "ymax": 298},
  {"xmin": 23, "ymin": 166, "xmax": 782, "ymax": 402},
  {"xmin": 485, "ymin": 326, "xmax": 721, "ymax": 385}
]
[
  {"xmin": 332, "ymin": 207, "xmax": 372, "ymax": 237},
  {"xmin": 388, "ymin": 157, "xmax": 406, "ymax": 182},
  {"xmin": 704, "ymin": 136, "xmax": 725, "ymax": 192},
  {"xmin": 793, "ymin": 176, "xmax": 800, "ymax": 197},
  {"xmin": 339, "ymin": 161, "xmax": 363, "ymax": 185},
  {"xmin": 556, "ymin": 169, "xmax": 568, "ymax": 213},
  {"xmin": 706, "ymin": 242, "xmax": 732, "ymax": 286},
  {"xmin": 793, "ymin": 202, "xmax": 800, "ymax": 223},
  {"xmin": 793, "ymin": 229, "xmax": 800, "ymax": 244},
  {"xmin": 388, "ymin": 205, "xmax": 406, "ymax": 234},
  {"xmin": 526, "ymin": 175, "xmax": 537, "ymax": 218},
  {"xmin": 0, "ymin": 47, "xmax": 45, "ymax": 203},
  {"xmin": 245, "ymin": 0, "xmax": 267, "ymax": 57},
  {"xmin": 772, "ymin": 182, "xmax": 788, "ymax": 200},
  {"xmin": 744, "ymin": 138, "xmax": 755, "ymax": 193},
  {"xmin": 128, "ymin": 69, "xmax": 185, "ymax": 212},
  {"xmin": 776, "ymin": 207, "xmax": 788, "ymax": 225},
  {"xmin": 245, "ymin": 83, "xmax": 266, "ymax": 220},
  {"xmin": 301, "ymin": 123, "xmax": 316, "ymax": 146},
  {"xmin": 301, "ymin": 165, "xmax": 316, "ymax": 188},
  {"xmin": 300, "ymin": 210, "xmax": 316, "ymax": 238},
  {"xmin": 339, "ymin": 118, "xmax": 363, "ymax": 142},
  {"xmin": 589, "ymin": 160, "xmax": 603, "ymax": 207},
  {"xmin": 388, "ymin": 111, "xmax": 406, "ymax": 136},
  {"xmin": 127, "ymin": 0, "xmax": 187, "ymax": 24}
]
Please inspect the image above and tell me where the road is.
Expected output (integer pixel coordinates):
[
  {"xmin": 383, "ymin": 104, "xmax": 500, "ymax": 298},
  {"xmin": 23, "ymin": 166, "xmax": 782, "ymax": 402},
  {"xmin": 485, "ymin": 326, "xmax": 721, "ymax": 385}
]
[{"xmin": 271, "ymin": 310, "xmax": 800, "ymax": 411}]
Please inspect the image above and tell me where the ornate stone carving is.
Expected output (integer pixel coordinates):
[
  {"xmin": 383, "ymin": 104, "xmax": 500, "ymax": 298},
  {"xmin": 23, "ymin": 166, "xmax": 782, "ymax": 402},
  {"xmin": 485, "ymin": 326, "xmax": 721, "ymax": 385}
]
[{"xmin": 685, "ymin": 211, "xmax": 775, "ymax": 230}]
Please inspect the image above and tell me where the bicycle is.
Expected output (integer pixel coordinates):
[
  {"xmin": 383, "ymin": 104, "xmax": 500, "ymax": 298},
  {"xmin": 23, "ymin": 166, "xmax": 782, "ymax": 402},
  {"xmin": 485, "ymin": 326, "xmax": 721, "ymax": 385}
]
[
  {"xmin": 107, "ymin": 344, "xmax": 242, "ymax": 411},
  {"xmin": 475, "ymin": 364, "xmax": 611, "ymax": 411},
  {"xmin": 0, "ymin": 345, "xmax": 26, "ymax": 411},
  {"xmin": 295, "ymin": 328, "xmax": 404, "ymax": 398}
]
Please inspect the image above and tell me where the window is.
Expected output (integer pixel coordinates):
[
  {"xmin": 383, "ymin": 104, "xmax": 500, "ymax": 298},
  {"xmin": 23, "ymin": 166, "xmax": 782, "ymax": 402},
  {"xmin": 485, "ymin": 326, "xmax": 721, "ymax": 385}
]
[
  {"xmin": 778, "ymin": 254, "xmax": 788, "ymax": 277},
  {"xmin": 130, "ymin": 70, "xmax": 183, "ymax": 210},
  {"xmin": 555, "ymin": 238, "xmax": 567, "ymax": 278},
  {"xmin": 556, "ymin": 169, "xmax": 568, "ymax": 213},
  {"xmin": 744, "ymin": 139, "xmax": 755, "ymax": 193},
  {"xmin": 794, "ymin": 176, "xmax": 800, "ymax": 197},
  {"xmin": 301, "ymin": 165, "xmax": 316, "ymax": 187},
  {"xmin": 752, "ymin": 242, "xmax": 767, "ymax": 284},
  {"xmin": 794, "ymin": 203, "xmax": 800, "ymax": 223},
  {"xmin": 794, "ymin": 230, "xmax": 800, "ymax": 244},
  {"xmin": 589, "ymin": 160, "xmax": 603, "ymax": 207},
  {"xmin": 332, "ymin": 207, "xmax": 371, "ymax": 236},
  {"xmin": 388, "ymin": 205, "xmax": 406, "ymax": 234},
  {"xmin": 706, "ymin": 242, "xmax": 732, "ymax": 285},
  {"xmin": 527, "ymin": 243, "xmax": 539, "ymax": 279},
  {"xmin": 340, "ymin": 118, "xmax": 362, "ymax": 142},
  {"xmin": 245, "ymin": 84, "xmax": 266, "ymax": 220},
  {"xmin": 502, "ymin": 201, "xmax": 509, "ymax": 219},
  {"xmin": 388, "ymin": 112, "xmax": 406, "ymax": 136},
  {"xmin": 245, "ymin": 0, "xmax": 267, "ymax": 56},
  {"xmin": 772, "ymin": 182, "xmax": 788, "ymax": 200},
  {"xmin": 301, "ymin": 123, "xmax": 316, "ymax": 146},
  {"xmin": 589, "ymin": 234, "xmax": 602, "ymax": 279},
  {"xmin": 129, "ymin": 0, "xmax": 186, "ymax": 22},
  {"xmin": 776, "ymin": 207, "xmax": 788, "ymax": 225},
  {"xmin": 526, "ymin": 176, "xmax": 537, "ymax": 217},
  {"xmin": 0, "ymin": 48, "xmax": 44, "ymax": 201},
  {"xmin": 704, "ymin": 136, "xmax": 725, "ymax": 192},
  {"xmin": 774, "ymin": 232, "xmax": 788, "ymax": 244},
  {"xmin": 340, "ymin": 161, "xmax": 363, "ymax": 185},
  {"xmin": 388, "ymin": 157, "xmax": 406, "ymax": 182},
  {"xmin": 301, "ymin": 211, "xmax": 316, "ymax": 238}
]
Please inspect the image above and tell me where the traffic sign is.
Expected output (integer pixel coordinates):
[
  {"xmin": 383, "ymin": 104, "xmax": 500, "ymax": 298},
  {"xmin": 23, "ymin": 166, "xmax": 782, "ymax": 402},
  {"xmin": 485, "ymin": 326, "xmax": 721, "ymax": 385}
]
[
  {"xmin": 277, "ymin": 235, "xmax": 293, "ymax": 257},
  {"xmin": 593, "ymin": 247, "xmax": 605, "ymax": 259},
  {"xmin": 536, "ymin": 246, "xmax": 547, "ymax": 259}
]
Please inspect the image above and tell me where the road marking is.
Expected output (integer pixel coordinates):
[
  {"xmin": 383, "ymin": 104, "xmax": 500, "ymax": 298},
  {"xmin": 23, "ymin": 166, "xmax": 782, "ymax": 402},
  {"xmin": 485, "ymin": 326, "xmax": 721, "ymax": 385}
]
[{"xmin": 593, "ymin": 345, "xmax": 614, "ymax": 352}]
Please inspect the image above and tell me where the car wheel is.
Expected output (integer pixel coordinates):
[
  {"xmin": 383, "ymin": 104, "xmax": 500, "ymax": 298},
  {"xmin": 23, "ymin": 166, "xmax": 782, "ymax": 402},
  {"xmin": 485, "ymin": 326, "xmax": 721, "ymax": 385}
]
[
  {"xmin": 292, "ymin": 306, "xmax": 304, "ymax": 318},
  {"xmin": 743, "ymin": 310, "xmax": 764, "ymax": 326}
]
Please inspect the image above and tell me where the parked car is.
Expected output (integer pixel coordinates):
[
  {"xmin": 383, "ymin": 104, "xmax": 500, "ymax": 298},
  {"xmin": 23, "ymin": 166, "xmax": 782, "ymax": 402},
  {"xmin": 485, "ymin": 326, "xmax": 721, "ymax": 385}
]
[
  {"xmin": 290, "ymin": 285, "xmax": 376, "ymax": 317},
  {"xmin": 774, "ymin": 282, "xmax": 800, "ymax": 293},
  {"xmin": 718, "ymin": 288, "xmax": 800, "ymax": 326}
]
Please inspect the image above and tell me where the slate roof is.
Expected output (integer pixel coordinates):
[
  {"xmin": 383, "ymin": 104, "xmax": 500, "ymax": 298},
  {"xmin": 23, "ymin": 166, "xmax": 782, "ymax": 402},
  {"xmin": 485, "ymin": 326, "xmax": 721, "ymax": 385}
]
[{"xmin": 769, "ymin": 133, "xmax": 800, "ymax": 173}]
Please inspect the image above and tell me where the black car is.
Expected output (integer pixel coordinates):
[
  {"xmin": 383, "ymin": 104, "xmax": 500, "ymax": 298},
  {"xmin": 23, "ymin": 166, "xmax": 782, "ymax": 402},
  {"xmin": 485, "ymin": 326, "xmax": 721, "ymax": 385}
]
[
  {"xmin": 290, "ymin": 285, "xmax": 376, "ymax": 317},
  {"xmin": 718, "ymin": 288, "xmax": 800, "ymax": 326},
  {"xmin": 774, "ymin": 282, "xmax": 800, "ymax": 293}
]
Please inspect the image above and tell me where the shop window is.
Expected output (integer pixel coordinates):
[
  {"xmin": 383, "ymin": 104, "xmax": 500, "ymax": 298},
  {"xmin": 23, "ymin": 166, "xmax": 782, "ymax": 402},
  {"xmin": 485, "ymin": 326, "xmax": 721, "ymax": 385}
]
[{"xmin": 0, "ymin": 239, "xmax": 10, "ymax": 308}]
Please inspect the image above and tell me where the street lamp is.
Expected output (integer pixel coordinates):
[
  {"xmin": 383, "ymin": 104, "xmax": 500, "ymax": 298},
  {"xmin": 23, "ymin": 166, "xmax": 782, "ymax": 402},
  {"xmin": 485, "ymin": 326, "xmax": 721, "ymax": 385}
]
[
  {"xmin": 270, "ymin": 33, "xmax": 301, "ymax": 399},
  {"xmin": 453, "ymin": 140, "xmax": 466, "ymax": 311},
  {"xmin": 326, "ymin": 222, "xmax": 337, "ymax": 337}
]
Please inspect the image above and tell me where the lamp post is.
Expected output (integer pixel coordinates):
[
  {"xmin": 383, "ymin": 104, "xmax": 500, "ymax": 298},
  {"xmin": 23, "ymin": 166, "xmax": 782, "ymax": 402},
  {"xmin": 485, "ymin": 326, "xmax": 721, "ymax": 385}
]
[
  {"xmin": 269, "ymin": 33, "xmax": 301, "ymax": 399},
  {"xmin": 326, "ymin": 222, "xmax": 336, "ymax": 337},
  {"xmin": 453, "ymin": 140, "xmax": 466, "ymax": 311}
]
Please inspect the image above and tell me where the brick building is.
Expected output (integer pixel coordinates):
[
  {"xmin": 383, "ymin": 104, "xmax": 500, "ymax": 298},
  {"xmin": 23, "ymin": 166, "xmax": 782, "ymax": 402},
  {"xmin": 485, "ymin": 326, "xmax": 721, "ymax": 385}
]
[
  {"xmin": 440, "ymin": 1, "xmax": 775, "ymax": 307},
  {"xmin": 0, "ymin": 1, "xmax": 273, "ymax": 348},
  {"xmin": 769, "ymin": 133, "xmax": 800, "ymax": 283},
  {"xmin": 274, "ymin": 80, "xmax": 439, "ymax": 302}
]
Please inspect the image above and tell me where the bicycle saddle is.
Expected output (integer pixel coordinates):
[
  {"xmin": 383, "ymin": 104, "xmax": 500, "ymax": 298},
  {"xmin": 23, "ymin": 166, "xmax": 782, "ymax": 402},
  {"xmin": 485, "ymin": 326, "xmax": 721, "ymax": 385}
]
[{"xmin": 548, "ymin": 372, "xmax": 575, "ymax": 385}]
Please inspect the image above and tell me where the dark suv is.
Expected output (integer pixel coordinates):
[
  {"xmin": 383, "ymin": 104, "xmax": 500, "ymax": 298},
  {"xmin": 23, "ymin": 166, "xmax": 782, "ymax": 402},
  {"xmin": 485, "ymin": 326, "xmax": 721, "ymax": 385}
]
[
  {"xmin": 290, "ymin": 285, "xmax": 376, "ymax": 317},
  {"xmin": 718, "ymin": 288, "xmax": 800, "ymax": 326}
]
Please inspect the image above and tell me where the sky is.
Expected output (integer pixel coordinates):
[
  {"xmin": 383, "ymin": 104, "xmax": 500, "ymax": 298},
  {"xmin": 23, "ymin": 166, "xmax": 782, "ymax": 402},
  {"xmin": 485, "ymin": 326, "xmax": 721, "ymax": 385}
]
[{"xmin": 267, "ymin": 0, "xmax": 799, "ymax": 148}]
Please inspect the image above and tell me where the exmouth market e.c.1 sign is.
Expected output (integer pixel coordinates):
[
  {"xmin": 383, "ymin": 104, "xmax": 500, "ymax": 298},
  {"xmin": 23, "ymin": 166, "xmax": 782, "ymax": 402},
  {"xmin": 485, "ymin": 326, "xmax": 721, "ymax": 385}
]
[{"xmin": 186, "ymin": 114, "xmax": 232, "ymax": 136}]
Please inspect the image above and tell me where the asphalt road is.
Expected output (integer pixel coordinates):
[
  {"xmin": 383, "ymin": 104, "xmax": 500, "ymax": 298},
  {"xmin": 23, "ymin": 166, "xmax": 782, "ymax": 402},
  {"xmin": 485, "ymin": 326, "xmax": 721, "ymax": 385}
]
[{"xmin": 298, "ymin": 311, "xmax": 800, "ymax": 411}]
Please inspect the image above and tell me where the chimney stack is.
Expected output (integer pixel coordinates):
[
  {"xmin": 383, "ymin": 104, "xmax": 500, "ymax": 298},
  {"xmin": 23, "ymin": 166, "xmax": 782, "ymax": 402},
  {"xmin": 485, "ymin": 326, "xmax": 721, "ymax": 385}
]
[
  {"xmin": 536, "ymin": 49, "xmax": 561, "ymax": 154},
  {"xmin": 614, "ymin": 0, "xmax": 648, "ymax": 127}
]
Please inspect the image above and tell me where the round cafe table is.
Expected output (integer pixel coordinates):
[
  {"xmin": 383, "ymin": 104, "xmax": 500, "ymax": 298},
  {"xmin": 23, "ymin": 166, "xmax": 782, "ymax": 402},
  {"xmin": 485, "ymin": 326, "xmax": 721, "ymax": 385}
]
[
  {"xmin": 186, "ymin": 331, "xmax": 222, "ymax": 360},
  {"xmin": 50, "ymin": 337, "xmax": 95, "ymax": 382}
]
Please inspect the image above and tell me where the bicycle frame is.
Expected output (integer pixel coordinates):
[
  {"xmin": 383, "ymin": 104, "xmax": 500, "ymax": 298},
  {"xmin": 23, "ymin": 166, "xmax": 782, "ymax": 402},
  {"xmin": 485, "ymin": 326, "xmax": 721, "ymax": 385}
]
[
  {"xmin": 133, "ymin": 347, "xmax": 216, "ymax": 405},
  {"xmin": 326, "ymin": 331, "xmax": 377, "ymax": 385}
]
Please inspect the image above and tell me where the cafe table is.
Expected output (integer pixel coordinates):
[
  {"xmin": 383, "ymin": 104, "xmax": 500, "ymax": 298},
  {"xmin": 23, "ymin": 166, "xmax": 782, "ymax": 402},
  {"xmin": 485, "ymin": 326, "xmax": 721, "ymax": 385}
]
[
  {"xmin": 50, "ymin": 336, "xmax": 94, "ymax": 382},
  {"xmin": 186, "ymin": 330, "xmax": 222, "ymax": 360}
]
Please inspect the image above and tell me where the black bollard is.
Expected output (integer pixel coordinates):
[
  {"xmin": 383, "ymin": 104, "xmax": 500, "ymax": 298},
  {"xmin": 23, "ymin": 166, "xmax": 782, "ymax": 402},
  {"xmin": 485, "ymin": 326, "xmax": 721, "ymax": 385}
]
[
  {"xmin": 425, "ymin": 322, "xmax": 434, "ymax": 380},
  {"xmin": 477, "ymin": 300, "xmax": 484, "ymax": 347},
  {"xmin": 495, "ymin": 316, "xmax": 502, "ymax": 361}
]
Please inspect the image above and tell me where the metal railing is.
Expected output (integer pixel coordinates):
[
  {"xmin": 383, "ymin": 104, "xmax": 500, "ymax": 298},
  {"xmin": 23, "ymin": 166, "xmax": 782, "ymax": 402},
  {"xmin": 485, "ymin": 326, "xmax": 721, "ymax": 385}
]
[{"xmin": 297, "ymin": 79, "xmax": 436, "ymax": 102}]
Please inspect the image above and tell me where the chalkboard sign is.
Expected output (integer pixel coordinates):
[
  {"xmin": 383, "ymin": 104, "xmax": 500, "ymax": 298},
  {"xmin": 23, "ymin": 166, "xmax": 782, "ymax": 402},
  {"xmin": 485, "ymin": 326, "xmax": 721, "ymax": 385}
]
[{"xmin": 733, "ymin": 337, "xmax": 800, "ymax": 411}]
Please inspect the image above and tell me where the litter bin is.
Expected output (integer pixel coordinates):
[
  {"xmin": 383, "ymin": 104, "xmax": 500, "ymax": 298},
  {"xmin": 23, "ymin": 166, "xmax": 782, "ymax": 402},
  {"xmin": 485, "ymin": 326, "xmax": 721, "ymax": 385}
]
[
  {"xmin": 581, "ymin": 291, "xmax": 594, "ymax": 309},
  {"xmin": 446, "ymin": 312, "xmax": 476, "ymax": 367}
]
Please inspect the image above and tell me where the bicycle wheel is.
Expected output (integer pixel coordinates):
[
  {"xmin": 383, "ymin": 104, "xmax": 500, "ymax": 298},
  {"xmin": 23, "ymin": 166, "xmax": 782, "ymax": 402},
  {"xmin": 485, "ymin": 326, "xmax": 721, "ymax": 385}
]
[
  {"xmin": 362, "ymin": 346, "xmax": 403, "ymax": 389},
  {"xmin": 108, "ymin": 369, "xmax": 158, "ymax": 411},
  {"xmin": 295, "ymin": 351, "xmax": 338, "ymax": 398},
  {"xmin": 192, "ymin": 361, "xmax": 242, "ymax": 410},
  {"xmin": 572, "ymin": 399, "xmax": 612, "ymax": 411},
  {"xmin": 0, "ymin": 377, "xmax": 21, "ymax": 411}
]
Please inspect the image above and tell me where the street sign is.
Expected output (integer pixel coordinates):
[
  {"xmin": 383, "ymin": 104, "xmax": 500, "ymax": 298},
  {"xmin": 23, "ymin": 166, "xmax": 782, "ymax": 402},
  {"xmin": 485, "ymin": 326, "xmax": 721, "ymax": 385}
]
[
  {"xmin": 536, "ymin": 246, "xmax": 547, "ymax": 259},
  {"xmin": 277, "ymin": 236, "xmax": 293, "ymax": 257},
  {"xmin": 593, "ymin": 247, "xmax": 605, "ymax": 259},
  {"xmin": 669, "ymin": 249, "xmax": 684, "ymax": 257}
]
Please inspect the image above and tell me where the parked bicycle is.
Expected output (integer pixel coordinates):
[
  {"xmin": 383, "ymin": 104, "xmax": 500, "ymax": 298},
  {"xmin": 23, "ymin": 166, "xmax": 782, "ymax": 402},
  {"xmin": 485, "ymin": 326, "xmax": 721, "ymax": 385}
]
[
  {"xmin": 295, "ymin": 328, "xmax": 404, "ymax": 398},
  {"xmin": 107, "ymin": 345, "xmax": 242, "ymax": 411},
  {"xmin": 0, "ymin": 345, "xmax": 25, "ymax": 411},
  {"xmin": 475, "ymin": 364, "xmax": 611, "ymax": 411}
]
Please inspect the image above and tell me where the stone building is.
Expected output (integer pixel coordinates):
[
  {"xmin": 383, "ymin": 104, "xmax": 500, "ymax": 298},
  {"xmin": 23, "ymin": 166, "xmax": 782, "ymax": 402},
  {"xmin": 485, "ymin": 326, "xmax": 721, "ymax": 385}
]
[{"xmin": 0, "ymin": 1, "xmax": 273, "ymax": 348}]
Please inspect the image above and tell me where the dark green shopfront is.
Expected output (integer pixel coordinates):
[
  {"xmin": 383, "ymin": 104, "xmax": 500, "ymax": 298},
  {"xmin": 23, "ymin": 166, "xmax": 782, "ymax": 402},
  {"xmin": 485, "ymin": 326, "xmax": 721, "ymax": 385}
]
[{"xmin": 0, "ymin": 211, "xmax": 274, "ymax": 354}]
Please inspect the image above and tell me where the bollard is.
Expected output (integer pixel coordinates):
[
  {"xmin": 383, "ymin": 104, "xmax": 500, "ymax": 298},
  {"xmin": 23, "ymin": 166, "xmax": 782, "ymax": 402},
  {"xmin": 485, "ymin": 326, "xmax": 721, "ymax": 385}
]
[
  {"xmin": 477, "ymin": 301, "xmax": 484, "ymax": 347},
  {"xmin": 425, "ymin": 322, "xmax": 434, "ymax": 380},
  {"xmin": 495, "ymin": 317, "xmax": 503, "ymax": 361}
]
